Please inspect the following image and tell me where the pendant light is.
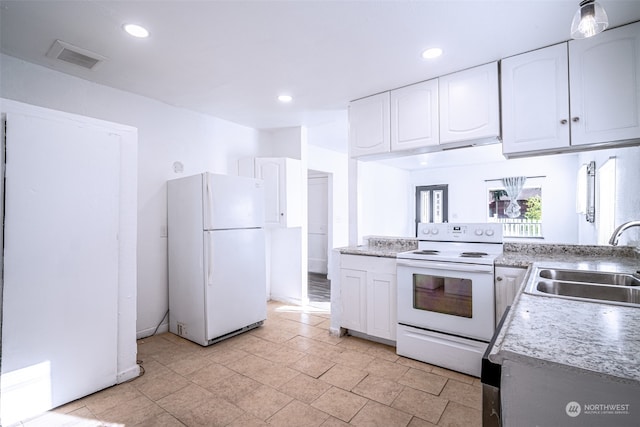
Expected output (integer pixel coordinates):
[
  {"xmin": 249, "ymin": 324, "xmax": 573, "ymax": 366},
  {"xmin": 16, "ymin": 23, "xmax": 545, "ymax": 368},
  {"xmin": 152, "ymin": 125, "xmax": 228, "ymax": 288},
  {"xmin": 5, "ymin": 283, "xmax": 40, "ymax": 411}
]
[{"xmin": 570, "ymin": 0, "xmax": 608, "ymax": 39}]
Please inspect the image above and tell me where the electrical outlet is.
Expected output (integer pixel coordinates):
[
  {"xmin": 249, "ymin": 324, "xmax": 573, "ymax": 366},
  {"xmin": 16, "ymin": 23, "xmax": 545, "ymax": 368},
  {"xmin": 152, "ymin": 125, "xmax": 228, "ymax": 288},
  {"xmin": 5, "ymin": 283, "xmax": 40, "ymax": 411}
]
[{"xmin": 176, "ymin": 322, "xmax": 186, "ymax": 337}]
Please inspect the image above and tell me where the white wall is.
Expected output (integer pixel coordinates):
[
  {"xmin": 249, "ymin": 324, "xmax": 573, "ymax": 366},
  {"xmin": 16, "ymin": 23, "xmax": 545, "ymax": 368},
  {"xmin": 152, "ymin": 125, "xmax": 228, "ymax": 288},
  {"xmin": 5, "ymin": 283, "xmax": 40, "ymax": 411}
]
[
  {"xmin": 357, "ymin": 161, "xmax": 413, "ymax": 241},
  {"xmin": 409, "ymin": 150, "xmax": 581, "ymax": 244},
  {"xmin": 577, "ymin": 146, "xmax": 640, "ymax": 246},
  {"xmin": 1, "ymin": 54, "xmax": 268, "ymax": 338},
  {"xmin": 259, "ymin": 127, "xmax": 308, "ymax": 304}
]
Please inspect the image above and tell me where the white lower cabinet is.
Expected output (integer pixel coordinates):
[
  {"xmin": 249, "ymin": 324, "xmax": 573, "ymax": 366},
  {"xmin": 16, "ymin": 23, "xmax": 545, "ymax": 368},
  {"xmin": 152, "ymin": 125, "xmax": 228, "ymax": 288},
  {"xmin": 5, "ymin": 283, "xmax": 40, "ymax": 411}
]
[
  {"xmin": 340, "ymin": 255, "xmax": 397, "ymax": 341},
  {"xmin": 494, "ymin": 266, "xmax": 527, "ymax": 325}
]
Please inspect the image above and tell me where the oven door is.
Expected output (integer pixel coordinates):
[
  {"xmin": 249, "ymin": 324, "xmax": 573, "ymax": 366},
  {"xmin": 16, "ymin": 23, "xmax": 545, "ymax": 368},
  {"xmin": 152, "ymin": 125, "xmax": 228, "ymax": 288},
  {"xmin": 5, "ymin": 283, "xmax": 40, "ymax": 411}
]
[{"xmin": 397, "ymin": 259, "xmax": 495, "ymax": 341}]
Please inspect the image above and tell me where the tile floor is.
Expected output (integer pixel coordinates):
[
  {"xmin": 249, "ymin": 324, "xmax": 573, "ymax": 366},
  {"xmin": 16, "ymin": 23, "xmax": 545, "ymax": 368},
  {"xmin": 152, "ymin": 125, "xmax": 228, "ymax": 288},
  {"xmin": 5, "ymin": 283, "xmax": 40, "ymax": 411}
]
[{"xmin": 21, "ymin": 301, "xmax": 482, "ymax": 427}]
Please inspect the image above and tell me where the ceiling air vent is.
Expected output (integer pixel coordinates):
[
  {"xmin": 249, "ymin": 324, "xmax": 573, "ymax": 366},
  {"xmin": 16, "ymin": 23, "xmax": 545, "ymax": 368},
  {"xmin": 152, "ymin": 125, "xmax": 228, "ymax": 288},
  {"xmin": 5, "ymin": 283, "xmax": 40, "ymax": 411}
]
[{"xmin": 46, "ymin": 40, "xmax": 106, "ymax": 70}]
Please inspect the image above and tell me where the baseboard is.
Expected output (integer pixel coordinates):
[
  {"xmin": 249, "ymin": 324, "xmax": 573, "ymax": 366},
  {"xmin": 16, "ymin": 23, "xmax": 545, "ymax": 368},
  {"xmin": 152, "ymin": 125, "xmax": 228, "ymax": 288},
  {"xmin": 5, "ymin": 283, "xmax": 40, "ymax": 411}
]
[
  {"xmin": 269, "ymin": 295, "xmax": 304, "ymax": 306},
  {"xmin": 136, "ymin": 323, "xmax": 169, "ymax": 340},
  {"xmin": 117, "ymin": 364, "xmax": 140, "ymax": 383}
]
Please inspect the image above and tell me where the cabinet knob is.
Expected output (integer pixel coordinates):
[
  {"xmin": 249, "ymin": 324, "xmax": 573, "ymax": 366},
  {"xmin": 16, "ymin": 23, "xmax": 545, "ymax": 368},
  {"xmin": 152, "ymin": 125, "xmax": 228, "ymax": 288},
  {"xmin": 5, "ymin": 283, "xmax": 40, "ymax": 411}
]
[
  {"xmin": 496, "ymin": 276, "xmax": 503, "ymax": 281},
  {"xmin": 280, "ymin": 213, "xmax": 284, "ymax": 216},
  {"xmin": 572, "ymin": 117, "xmax": 580, "ymax": 122},
  {"xmin": 560, "ymin": 119, "xmax": 568, "ymax": 125}
]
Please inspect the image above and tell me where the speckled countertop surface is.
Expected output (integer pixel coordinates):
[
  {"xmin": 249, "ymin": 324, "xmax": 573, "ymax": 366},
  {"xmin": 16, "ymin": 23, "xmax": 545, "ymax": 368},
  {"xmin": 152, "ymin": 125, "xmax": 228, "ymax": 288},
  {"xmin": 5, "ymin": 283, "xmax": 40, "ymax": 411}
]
[
  {"xmin": 490, "ymin": 255, "xmax": 640, "ymax": 385},
  {"xmin": 337, "ymin": 236, "xmax": 417, "ymax": 258},
  {"xmin": 496, "ymin": 242, "xmax": 640, "ymax": 268}
]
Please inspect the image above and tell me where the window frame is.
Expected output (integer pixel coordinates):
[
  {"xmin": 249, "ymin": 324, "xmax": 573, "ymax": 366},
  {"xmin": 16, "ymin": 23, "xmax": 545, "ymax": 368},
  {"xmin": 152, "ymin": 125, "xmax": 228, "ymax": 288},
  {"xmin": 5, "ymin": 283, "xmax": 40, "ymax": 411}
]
[
  {"xmin": 415, "ymin": 184, "xmax": 448, "ymax": 236},
  {"xmin": 486, "ymin": 177, "xmax": 544, "ymax": 239}
]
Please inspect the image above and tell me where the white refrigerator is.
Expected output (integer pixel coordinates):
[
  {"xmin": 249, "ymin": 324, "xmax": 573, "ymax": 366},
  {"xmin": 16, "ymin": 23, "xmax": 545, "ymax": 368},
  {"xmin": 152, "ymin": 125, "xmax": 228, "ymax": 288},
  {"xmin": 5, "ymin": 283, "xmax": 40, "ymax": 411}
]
[{"xmin": 168, "ymin": 172, "xmax": 267, "ymax": 346}]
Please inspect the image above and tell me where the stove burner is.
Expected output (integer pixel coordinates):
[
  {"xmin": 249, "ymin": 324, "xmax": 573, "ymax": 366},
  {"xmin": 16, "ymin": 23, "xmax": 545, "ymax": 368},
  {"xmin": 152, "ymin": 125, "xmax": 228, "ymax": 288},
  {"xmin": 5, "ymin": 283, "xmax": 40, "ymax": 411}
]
[
  {"xmin": 460, "ymin": 252, "xmax": 489, "ymax": 258},
  {"xmin": 414, "ymin": 250, "xmax": 440, "ymax": 255}
]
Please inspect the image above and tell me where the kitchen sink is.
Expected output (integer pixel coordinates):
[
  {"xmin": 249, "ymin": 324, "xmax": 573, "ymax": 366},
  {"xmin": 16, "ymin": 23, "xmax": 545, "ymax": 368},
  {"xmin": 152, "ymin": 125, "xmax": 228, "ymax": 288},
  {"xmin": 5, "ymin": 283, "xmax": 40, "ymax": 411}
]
[
  {"xmin": 538, "ymin": 269, "xmax": 640, "ymax": 287},
  {"xmin": 525, "ymin": 268, "xmax": 640, "ymax": 308}
]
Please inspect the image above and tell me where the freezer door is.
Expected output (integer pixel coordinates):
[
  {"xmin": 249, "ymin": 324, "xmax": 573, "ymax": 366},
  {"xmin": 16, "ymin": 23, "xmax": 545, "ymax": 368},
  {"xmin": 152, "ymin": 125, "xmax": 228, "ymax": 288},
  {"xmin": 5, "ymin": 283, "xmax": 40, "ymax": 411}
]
[
  {"xmin": 204, "ymin": 228, "xmax": 267, "ymax": 340},
  {"xmin": 202, "ymin": 173, "xmax": 265, "ymax": 230}
]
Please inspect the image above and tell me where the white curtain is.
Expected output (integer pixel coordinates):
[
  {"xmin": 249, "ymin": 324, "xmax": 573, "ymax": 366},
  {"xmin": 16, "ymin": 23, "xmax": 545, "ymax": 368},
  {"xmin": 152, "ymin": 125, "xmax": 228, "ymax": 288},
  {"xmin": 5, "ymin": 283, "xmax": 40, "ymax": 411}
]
[{"xmin": 502, "ymin": 176, "xmax": 527, "ymax": 218}]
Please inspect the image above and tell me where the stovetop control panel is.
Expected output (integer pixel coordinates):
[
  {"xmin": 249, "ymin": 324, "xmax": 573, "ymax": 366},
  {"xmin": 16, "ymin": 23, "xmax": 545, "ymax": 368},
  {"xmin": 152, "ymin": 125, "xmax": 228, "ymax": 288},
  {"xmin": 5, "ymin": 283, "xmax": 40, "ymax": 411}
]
[{"xmin": 417, "ymin": 223, "xmax": 503, "ymax": 243}]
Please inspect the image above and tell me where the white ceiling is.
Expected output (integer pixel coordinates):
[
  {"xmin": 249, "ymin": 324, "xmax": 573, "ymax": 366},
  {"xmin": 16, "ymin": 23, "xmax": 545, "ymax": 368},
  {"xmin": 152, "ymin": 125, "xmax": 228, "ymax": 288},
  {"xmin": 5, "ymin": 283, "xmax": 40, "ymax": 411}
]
[{"xmin": 2, "ymin": 1, "xmax": 640, "ymax": 155}]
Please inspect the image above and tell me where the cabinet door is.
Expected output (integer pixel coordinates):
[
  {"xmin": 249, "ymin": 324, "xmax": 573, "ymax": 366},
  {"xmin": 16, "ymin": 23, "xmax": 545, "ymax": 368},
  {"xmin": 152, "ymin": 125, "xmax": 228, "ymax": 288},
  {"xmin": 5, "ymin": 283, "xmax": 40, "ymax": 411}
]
[
  {"xmin": 439, "ymin": 62, "xmax": 500, "ymax": 144},
  {"xmin": 390, "ymin": 79, "xmax": 439, "ymax": 151},
  {"xmin": 340, "ymin": 268, "xmax": 367, "ymax": 333},
  {"xmin": 349, "ymin": 92, "xmax": 391, "ymax": 157},
  {"xmin": 495, "ymin": 267, "xmax": 527, "ymax": 325},
  {"xmin": 569, "ymin": 21, "xmax": 640, "ymax": 146},
  {"xmin": 256, "ymin": 158, "xmax": 284, "ymax": 226},
  {"xmin": 502, "ymin": 44, "xmax": 570, "ymax": 154},
  {"xmin": 255, "ymin": 158, "xmax": 301, "ymax": 227},
  {"xmin": 366, "ymin": 272, "xmax": 397, "ymax": 340}
]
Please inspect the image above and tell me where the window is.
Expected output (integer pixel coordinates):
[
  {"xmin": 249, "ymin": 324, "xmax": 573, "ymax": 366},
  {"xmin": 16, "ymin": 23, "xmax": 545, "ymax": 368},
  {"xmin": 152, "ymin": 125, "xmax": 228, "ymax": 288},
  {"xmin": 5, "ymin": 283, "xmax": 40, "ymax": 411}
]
[
  {"xmin": 415, "ymin": 185, "xmax": 448, "ymax": 235},
  {"xmin": 487, "ymin": 178, "xmax": 543, "ymax": 238}
]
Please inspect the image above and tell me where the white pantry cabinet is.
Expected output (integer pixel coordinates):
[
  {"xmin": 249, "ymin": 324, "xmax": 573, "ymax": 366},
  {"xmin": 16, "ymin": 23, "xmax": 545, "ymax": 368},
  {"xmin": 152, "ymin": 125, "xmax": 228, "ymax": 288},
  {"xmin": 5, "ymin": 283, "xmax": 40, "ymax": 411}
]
[
  {"xmin": 239, "ymin": 157, "xmax": 302, "ymax": 228},
  {"xmin": 390, "ymin": 79, "xmax": 439, "ymax": 151},
  {"xmin": 494, "ymin": 266, "xmax": 527, "ymax": 326},
  {"xmin": 348, "ymin": 92, "xmax": 390, "ymax": 157},
  {"xmin": 501, "ymin": 43, "xmax": 570, "ymax": 154},
  {"xmin": 439, "ymin": 62, "xmax": 500, "ymax": 144},
  {"xmin": 503, "ymin": 21, "xmax": 640, "ymax": 156},
  {"xmin": 340, "ymin": 254, "xmax": 397, "ymax": 341}
]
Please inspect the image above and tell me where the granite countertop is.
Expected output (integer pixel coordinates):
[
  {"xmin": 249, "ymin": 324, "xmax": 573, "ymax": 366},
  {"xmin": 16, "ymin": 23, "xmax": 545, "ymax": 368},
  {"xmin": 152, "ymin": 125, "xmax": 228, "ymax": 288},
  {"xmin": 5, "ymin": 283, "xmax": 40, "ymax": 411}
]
[
  {"xmin": 496, "ymin": 242, "xmax": 640, "ymax": 268},
  {"xmin": 490, "ymin": 256, "xmax": 640, "ymax": 385},
  {"xmin": 338, "ymin": 236, "xmax": 418, "ymax": 258}
]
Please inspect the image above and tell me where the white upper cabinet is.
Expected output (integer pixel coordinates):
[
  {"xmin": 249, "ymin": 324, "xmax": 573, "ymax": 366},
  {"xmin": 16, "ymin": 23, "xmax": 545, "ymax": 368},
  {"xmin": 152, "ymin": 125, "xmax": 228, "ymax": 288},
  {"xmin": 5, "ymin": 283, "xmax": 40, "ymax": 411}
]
[
  {"xmin": 569, "ymin": 21, "xmax": 640, "ymax": 146},
  {"xmin": 502, "ymin": 43, "xmax": 571, "ymax": 154},
  {"xmin": 503, "ymin": 21, "xmax": 640, "ymax": 156},
  {"xmin": 254, "ymin": 157, "xmax": 302, "ymax": 228},
  {"xmin": 348, "ymin": 92, "xmax": 390, "ymax": 157},
  {"xmin": 390, "ymin": 79, "xmax": 439, "ymax": 151},
  {"xmin": 439, "ymin": 62, "xmax": 500, "ymax": 144}
]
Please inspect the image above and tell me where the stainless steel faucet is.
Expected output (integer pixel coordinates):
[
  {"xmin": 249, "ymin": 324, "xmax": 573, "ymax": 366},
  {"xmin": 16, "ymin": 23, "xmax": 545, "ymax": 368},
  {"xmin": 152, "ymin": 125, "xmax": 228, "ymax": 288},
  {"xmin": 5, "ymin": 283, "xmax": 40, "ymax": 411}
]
[{"xmin": 608, "ymin": 220, "xmax": 640, "ymax": 246}]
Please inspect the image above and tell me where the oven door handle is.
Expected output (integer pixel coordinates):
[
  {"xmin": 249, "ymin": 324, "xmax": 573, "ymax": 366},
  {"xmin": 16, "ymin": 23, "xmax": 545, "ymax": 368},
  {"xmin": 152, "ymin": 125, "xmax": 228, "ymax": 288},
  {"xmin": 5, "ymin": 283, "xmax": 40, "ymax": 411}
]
[{"xmin": 396, "ymin": 259, "xmax": 493, "ymax": 273}]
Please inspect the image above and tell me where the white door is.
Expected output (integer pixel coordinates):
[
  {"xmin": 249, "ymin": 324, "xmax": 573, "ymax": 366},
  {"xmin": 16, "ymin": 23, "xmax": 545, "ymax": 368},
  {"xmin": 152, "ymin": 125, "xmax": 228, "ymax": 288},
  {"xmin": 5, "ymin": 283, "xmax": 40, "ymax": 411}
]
[
  {"xmin": 569, "ymin": 21, "xmax": 640, "ymax": 146},
  {"xmin": 204, "ymin": 228, "xmax": 267, "ymax": 341},
  {"xmin": 1, "ymin": 113, "xmax": 119, "ymax": 424},
  {"xmin": 308, "ymin": 174, "xmax": 328, "ymax": 274},
  {"xmin": 501, "ymin": 43, "xmax": 571, "ymax": 154}
]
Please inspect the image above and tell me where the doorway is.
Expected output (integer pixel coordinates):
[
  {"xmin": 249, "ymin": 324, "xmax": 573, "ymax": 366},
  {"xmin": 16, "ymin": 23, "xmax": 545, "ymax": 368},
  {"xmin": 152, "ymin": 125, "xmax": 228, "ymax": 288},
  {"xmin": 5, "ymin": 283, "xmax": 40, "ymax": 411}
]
[{"xmin": 307, "ymin": 171, "xmax": 330, "ymax": 306}]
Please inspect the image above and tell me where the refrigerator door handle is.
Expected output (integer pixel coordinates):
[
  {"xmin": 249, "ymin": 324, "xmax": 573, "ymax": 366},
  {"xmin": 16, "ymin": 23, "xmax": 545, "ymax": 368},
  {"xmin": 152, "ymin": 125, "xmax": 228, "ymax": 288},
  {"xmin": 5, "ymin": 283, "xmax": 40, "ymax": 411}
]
[
  {"xmin": 206, "ymin": 235, "xmax": 213, "ymax": 286},
  {"xmin": 204, "ymin": 175, "xmax": 212, "ymax": 230}
]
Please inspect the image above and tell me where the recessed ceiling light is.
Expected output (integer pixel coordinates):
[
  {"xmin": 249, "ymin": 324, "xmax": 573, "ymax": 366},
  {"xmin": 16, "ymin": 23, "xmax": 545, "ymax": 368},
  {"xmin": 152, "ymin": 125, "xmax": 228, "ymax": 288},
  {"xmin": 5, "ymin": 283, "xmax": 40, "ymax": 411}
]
[
  {"xmin": 421, "ymin": 47, "xmax": 443, "ymax": 59},
  {"xmin": 278, "ymin": 95, "xmax": 293, "ymax": 103},
  {"xmin": 123, "ymin": 24, "xmax": 149, "ymax": 38}
]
